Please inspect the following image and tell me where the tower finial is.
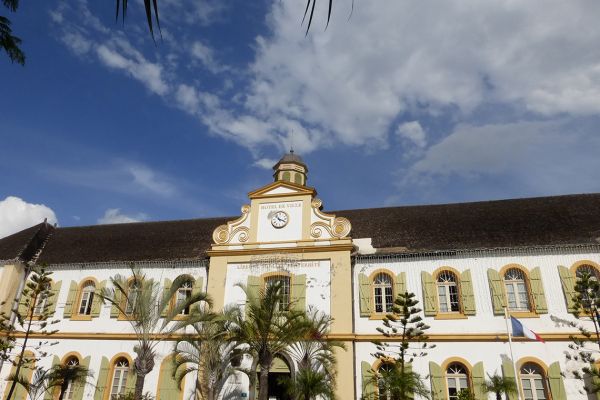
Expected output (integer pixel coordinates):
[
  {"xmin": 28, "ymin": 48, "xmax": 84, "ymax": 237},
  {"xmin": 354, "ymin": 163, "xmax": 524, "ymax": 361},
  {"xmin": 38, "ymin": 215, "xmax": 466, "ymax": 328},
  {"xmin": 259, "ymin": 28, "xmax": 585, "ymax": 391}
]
[{"xmin": 290, "ymin": 130, "xmax": 295, "ymax": 154}]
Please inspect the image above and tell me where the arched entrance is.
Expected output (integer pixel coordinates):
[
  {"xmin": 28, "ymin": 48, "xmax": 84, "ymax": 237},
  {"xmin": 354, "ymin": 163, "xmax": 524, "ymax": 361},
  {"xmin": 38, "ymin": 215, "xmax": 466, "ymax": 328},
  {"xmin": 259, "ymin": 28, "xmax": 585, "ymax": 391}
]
[{"xmin": 257, "ymin": 356, "xmax": 292, "ymax": 400}]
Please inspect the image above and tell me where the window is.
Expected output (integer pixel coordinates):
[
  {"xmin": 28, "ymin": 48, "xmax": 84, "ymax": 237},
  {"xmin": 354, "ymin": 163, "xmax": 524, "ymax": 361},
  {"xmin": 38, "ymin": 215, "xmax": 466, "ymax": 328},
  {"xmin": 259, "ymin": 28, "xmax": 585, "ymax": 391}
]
[
  {"xmin": 373, "ymin": 273, "xmax": 394, "ymax": 313},
  {"xmin": 32, "ymin": 283, "xmax": 50, "ymax": 316},
  {"xmin": 176, "ymin": 280, "xmax": 193, "ymax": 315},
  {"xmin": 437, "ymin": 271, "xmax": 460, "ymax": 313},
  {"xmin": 504, "ymin": 268, "xmax": 530, "ymax": 311},
  {"xmin": 264, "ymin": 275, "xmax": 291, "ymax": 311},
  {"xmin": 377, "ymin": 363, "xmax": 394, "ymax": 400},
  {"xmin": 63, "ymin": 356, "xmax": 80, "ymax": 400},
  {"xmin": 520, "ymin": 363, "xmax": 548, "ymax": 400},
  {"xmin": 125, "ymin": 281, "xmax": 141, "ymax": 315},
  {"xmin": 110, "ymin": 358, "xmax": 129, "ymax": 400},
  {"xmin": 576, "ymin": 264, "xmax": 600, "ymax": 281},
  {"xmin": 78, "ymin": 281, "xmax": 95, "ymax": 315},
  {"xmin": 446, "ymin": 363, "xmax": 469, "ymax": 400}
]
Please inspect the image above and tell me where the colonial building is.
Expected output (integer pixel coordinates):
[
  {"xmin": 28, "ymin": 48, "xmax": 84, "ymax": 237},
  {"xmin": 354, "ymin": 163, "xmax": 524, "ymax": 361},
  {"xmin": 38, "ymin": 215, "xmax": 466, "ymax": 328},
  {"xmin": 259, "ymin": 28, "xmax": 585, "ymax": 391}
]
[{"xmin": 1, "ymin": 152, "xmax": 600, "ymax": 400}]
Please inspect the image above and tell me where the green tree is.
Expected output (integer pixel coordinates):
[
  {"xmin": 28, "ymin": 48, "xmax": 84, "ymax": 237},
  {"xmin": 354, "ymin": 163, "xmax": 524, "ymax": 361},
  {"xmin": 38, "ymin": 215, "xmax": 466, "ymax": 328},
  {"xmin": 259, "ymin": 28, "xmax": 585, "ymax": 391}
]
[
  {"xmin": 47, "ymin": 361, "xmax": 93, "ymax": 400},
  {"xmin": 482, "ymin": 373, "xmax": 518, "ymax": 400},
  {"xmin": 228, "ymin": 281, "xmax": 311, "ymax": 400},
  {"xmin": 0, "ymin": 0, "xmax": 24, "ymax": 65},
  {"xmin": 1, "ymin": 267, "xmax": 59, "ymax": 400},
  {"xmin": 172, "ymin": 309, "xmax": 239, "ymax": 400},
  {"xmin": 280, "ymin": 307, "xmax": 344, "ymax": 400},
  {"xmin": 99, "ymin": 265, "xmax": 211, "ymax": 400},
  {"xmin": 369, "ymin": 291, "xmax": 434, "ymax": 400}
]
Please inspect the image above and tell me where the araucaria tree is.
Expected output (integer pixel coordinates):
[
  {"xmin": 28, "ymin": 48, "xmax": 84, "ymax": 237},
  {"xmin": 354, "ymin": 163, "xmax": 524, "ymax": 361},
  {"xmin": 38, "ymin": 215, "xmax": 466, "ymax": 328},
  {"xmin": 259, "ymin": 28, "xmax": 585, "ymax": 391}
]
[
  {"xmin": 368, "ymin": 290, "xmax": 434, "ymax": 400},
  {"xmin": 561, "ymin": 267, "xmax": 600, "ymax": 394},
  {"xmin": 100, "ymin": 266, "xmax": 211, "ymax": 400},
  {"xmin": 228, "ymin": 281, "xmax": 311, "ymax": 400},
  {"xmin": 0, "ymin": 267, "xmax": 59, "ymax": 400}
]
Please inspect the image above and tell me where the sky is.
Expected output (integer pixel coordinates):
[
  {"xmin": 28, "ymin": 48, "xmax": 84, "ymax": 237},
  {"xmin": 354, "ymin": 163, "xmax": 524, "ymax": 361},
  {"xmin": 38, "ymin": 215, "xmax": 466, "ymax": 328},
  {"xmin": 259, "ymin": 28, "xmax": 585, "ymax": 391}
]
[{"xmin": 2, "ymin": 0, "xmax": 600, "ymax": 238}]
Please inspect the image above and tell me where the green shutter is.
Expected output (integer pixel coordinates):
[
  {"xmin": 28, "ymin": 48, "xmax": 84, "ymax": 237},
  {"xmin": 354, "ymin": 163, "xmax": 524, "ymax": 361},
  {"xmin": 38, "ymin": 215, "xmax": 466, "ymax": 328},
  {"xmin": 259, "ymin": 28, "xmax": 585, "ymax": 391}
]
[
  {"xmin": 125, "ymin": 364, "xmax": 137, "ymax": 395},
  {"xmin": 488, "ymin": 269, "xmax": 506, "ymax": 315},
  {"xmin": 91, "ymin": 280, "xmax": 106, "ymax": 318},
  {"xmin": 501, "ymin": 359, "xmax": 518, "ymax": 400},
  {"xmin": 63, "ymin": 280, "xmax": 78, "ymax": 318},
  {"xmin": 422, "ymin": 271, "xmax": 437, "ymax": 316},
  {"xmin": 395, "ymin": 272, "xmax": 406, "ymax": 300},
  {"xmin": 361, "ymin": 361, "xmax": 375, "ymax": 400},
  {"xmin": 405, "ymin": 362, "xmax": 414, "ymax": 400},
  {"xmin": 12, "ymin": 354, "xmax": 35, "ymax": 400},
  {"xmin": 291, "ymin": 274, "xmax": 306, "ymax": 312},
  {"xmin": 44, "ymin": 356, "xmax": 61, "ymax": 400},
  {"xmin": 429, "ymin": 361, "xmax": 444, "ymax": 400},
  {"xmin": 246, "ymin": 275, "xmax": 261, "ymax": 318},
  {"xmin": 471, "ymin": 362, "xmax": 486, "ymax": 400},
  {"xmin": 161, "ymin": 278, "xmax": 173, "ymax": 318},
  {"xmin": 548, "ymin": 362, "xmax": 567, "ymax": 400},
  {"xmin": 94, "ymin": 357, "xmax": 109, "ymax": 400},
  {"xmin": 359, "ymin": 273, "xmax": 372, "ymax": 317},
  {"xmin": 530, "ymin": 267, "xmax": 548, "ymax": 314},
  {"xmin": 192, "ymin": 276, "xmax": 204, "ymax": 298},
  {"xmin": 110, "ymin": 290, "xmax": 122, "ymax": 318},
  {"xmin": 17, "ymin": 289, "xmax": 30, "ymax": 317},
  {"xmin": 47, "ymin": 280, "xmax": 62, "ymax": 316},
  {"xmin": 73, "ymin": 356, "xmax": 91, "ymax": 400},
  {"xmin": 460, "ymin": 270, "xmax": 476, "ymax": 316},
  {"xmin": 558, "ymin": 266, "xmax": 577, "ymax": 313},
  {"xmin": 157, "ymin": 356, "xmax": 180, "ymax": 400}
]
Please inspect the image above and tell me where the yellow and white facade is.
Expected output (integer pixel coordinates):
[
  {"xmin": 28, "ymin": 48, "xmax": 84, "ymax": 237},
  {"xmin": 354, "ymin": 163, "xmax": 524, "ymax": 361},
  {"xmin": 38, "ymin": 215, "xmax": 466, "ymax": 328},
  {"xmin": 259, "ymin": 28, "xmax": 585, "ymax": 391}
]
[{"xmin": 1, "ymin": 152, "xmax": 600, "ymax": 400}]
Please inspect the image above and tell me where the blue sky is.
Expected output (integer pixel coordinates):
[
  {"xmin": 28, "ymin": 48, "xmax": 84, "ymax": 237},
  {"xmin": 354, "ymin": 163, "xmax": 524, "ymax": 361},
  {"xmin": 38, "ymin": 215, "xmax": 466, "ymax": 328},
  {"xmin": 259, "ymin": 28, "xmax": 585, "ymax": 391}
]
[{"xmin": 2, "ymin": 0, "xmax": 600, "ymax": 237}]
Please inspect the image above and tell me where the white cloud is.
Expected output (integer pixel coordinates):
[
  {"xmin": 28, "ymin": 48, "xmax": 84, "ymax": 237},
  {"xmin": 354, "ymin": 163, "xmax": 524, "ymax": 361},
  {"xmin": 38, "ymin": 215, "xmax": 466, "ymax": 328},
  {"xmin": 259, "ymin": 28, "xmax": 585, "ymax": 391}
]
[
  {"xmin": 253, "ymin": 158, "xmax": 277, "ymax": 169},
  {"xmin": 399, "ymin": 120, "xmax": 600, "ymax": 198},
  {"xmin": 62, "ymin": 31, "xmax": 91, "ymax": 55},
  {"xmin": 191, "ymin": 41, "xmax": 227, "ymax": 74},
  {"xmin": 97, "ymin": 208, "xmax": 147, "ymax": 224},
  {"xmin": 97, "ymin": 42, "xmax": 169, "ymax": 96},
  {"xmin": 397, "ymin": 121, "xmax": 427, "ymax": 148},
  {"xmin": 0, "ymin": 197, "xmax": 58, "ymax": 239},
  {"xmin": 125, "ymin": 163, "xmax": 177, "ymax": 197}
]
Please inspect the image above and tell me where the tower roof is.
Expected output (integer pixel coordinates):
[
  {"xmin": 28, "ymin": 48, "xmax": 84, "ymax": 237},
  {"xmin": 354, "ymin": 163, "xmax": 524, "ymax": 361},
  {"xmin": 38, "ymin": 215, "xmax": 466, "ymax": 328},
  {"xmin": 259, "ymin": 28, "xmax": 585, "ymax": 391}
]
[{"xmin": 273, "ymin": 150, "xmax": 306, "ymax": 170}]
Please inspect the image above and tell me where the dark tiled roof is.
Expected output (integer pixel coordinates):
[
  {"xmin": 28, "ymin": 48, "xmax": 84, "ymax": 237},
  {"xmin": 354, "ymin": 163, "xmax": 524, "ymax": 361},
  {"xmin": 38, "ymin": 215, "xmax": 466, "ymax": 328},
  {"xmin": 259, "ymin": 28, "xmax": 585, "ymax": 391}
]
[
  {"xmin": 35, "ymin": 217, "xmax": 231, "ymax": 264},
  {"xmin": 336, "ymin": 193, "xmax": 600, "ymax": 252},
  {"xmin": 0, "ymin": 222, "xmax": 54, "ymax": 262},
  {"xmin": 1, "ymin": 193, "xmax": 599, "ymax": 265}
]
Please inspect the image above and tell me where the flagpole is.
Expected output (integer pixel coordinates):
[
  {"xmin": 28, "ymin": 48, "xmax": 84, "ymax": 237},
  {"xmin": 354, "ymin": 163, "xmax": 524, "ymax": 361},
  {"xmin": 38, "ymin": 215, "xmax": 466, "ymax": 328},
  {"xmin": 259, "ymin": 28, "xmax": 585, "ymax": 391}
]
[{"xmin": 504, "ymin": 306, "xmax": 523, "ymax": 400}]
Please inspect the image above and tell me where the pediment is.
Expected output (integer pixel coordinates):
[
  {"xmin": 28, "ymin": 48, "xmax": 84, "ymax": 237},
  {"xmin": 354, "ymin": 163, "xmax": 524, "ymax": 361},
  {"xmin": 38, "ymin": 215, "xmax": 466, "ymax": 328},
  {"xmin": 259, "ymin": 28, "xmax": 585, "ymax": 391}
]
[{"xmin": 248, "ymin": 181, "xmax": 316, "ymax": 199}]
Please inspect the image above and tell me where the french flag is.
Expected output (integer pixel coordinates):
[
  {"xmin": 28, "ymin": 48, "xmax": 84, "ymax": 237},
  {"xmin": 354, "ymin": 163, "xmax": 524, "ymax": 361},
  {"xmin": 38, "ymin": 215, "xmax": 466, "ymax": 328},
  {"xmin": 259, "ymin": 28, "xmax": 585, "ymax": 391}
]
[{"xmin": 511, "ymin": 317, "xmax": 545, "ymax": 343}]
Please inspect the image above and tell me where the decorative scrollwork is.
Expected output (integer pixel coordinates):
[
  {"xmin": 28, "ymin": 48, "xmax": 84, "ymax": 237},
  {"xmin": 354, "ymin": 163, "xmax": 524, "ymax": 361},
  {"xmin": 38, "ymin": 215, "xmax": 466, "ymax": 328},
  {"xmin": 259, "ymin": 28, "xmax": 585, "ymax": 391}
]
[{"xmin": 212, "ymin": 204, "xmax": 251, "ymax": 244}]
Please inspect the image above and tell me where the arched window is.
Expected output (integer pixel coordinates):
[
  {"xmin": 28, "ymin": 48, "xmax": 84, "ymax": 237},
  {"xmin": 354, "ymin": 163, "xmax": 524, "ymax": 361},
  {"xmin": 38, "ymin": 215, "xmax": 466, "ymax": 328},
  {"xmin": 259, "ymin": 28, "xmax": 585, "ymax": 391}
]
[
  {"xmin": 446, "ymin": 362, "xmax": 469, "ymax": 400},
  {"xmin": 437, "ymin": 271, "xmax": 460, "ymax": 313},
  {"xmin": 63, "ymin": 356, "xmax": 80, "ymax": 400},
  {"xmin": 373, "ymin": 273, "xmax": 394, "ymax": 313},
  {"xmin": 576, "ymin": 264, "xmax": 600, "ymax": 281},
  {"xmin": 377, "ymin": 363, "xmax": 394, "ymax": 400},
  {"xmin": 176, "ymin": 280, "xmax": 194, "ymax": 315},
  {"xmin": 520, "ymin": 363, "xmax": 549, "ymax": 400},
  {"xmin": 78, "ymin": 281, "xmax": 95, "ymax": 315},
  {"xmin": 32, "ymin": 282, "xmax": 50, "ymax": 316},
  {"xmin": 110, "ymin": 358, "xmax": 129, "ymax": 400},
  {"xmin": 504, "ymin": 268, "xmax": 530, "ymax": 311},
  {"xmin": 125, "ymin": 280, "xmax": 141, "ymax": 315},
  {"xmin": 264, "ymin": 275, "xmax": 291, "ymax": 311}
]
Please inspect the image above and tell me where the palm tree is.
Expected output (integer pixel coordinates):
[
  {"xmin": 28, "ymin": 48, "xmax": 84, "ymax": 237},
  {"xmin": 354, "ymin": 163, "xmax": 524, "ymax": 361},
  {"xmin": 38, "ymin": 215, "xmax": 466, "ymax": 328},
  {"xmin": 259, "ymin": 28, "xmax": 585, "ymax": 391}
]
[
  {"xmin": 372, "ymin": 364, "xmax": 430, "ymax": 400},
  {"xmin": 172, "ymin": 309, "xmax": 239, "ymax": 400},
  {"xmin": 483, "ymin": 373, "xmax": 518, "ymax": 400},
  {"xmin": 100, "ymin": 265, "xmax": 211, "ymax": 400},
  {"xmin": 228, "ymin": 281, "xmax": 311, "ymax": 400},
  {"xmin": 47, "ymin": 362, "xmax": 92, "ymax": 400},
  {"xmin": 281, "ymin": 307, "xmax": 344, "ymax": 400}
]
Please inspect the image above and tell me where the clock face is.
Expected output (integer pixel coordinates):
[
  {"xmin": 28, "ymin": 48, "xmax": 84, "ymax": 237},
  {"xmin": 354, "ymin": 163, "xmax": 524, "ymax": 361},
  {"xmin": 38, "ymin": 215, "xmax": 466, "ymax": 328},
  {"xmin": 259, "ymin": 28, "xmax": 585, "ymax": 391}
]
[{"xmin": 270, "ymin": 211, "xmax": 289, "ymax": 229}]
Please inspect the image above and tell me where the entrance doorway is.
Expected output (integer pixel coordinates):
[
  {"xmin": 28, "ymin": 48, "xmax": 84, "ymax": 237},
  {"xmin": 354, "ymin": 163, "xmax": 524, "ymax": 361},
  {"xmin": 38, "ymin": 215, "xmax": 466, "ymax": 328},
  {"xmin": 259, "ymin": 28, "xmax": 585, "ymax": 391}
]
[{"xmin": 259, "ymin": 356, "xmax": 291, "ymax": 400}]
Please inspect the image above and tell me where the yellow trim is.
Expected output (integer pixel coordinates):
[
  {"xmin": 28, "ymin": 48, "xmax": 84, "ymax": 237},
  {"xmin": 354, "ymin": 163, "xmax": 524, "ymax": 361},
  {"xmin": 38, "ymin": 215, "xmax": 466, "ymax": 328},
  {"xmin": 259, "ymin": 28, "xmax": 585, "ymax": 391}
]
[
  {"xmin": 12, "ymin": 331, "xmax": 588, "ymax": 342},
  {"xmin": 60, "ymin": 352, "xmax": 83, "ymax": 364},
  {"xmin": 434, "ymin": 313, "xmax": 468, "ymax": 320},
  {"xmin": 515, "ymin": 357, "xmax": 550, "ymax": 400},
  {"xmin": 432, "ymin": 266, "xmax": 467, "ymax": 318},
  {"xmin": 72, "ymin": 277, "xmax": 99, "ymax": 320},
  {"xmin": 2, "ymin": 350, "xmax": 35, "ymax": 400},
  {"xmin": 105, "ymin": 353, "xmax": 134, "ymax": 400},
  {"xmin": 207, "ymin": 244, "xmax": 354, "ymax": 257},
  {"xmin": 368, "ymin": 269, "xmax": 396, "ymax": 317},
  {"xmin": 168, "ymin": 274, "xmax": 195, "ymax": 320},
  {"xmin": 570, "ymin": 259, "xmax": 600, "ymax": 276},
  {"xmin": 247, "ymin": 181, "xmax": 315, "ymax": 199}
]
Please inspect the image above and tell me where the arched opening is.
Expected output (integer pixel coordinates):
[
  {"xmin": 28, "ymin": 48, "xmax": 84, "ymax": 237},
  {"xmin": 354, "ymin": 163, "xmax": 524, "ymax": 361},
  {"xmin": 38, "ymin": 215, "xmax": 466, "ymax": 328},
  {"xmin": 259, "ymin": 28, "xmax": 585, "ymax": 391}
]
[
  {"xmin": 257, "ymin": 356, "xmax": 292, "ymax": 400},
  {"xmin": 78, "ymin": 280, "xmax": 96, "ymax": 316},
  {"xmin": 446, "ymin": 362, "xmax": 470, "ymax": 400},
  {"xmin": 503, "ymin": 268, "xmax": 531, "ymax": 311},
  {"xmin": 373, "ymin": 272, "xmax": 394, "ymax": 313},
  {"xmin": 519, "ymin": 362, "xmax": 549, "ymax": 400},
  {"xmin": 436, "ymin": 270, "xmax": 460, "ymax": 313}
]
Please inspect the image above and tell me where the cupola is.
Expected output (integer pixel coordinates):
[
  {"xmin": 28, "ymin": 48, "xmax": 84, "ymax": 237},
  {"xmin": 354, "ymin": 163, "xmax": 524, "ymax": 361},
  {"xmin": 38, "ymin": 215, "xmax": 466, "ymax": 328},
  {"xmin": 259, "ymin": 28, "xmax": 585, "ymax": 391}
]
[{"xmin": 273, "ymin": 150, "xmax": 308, "ymax": 186}]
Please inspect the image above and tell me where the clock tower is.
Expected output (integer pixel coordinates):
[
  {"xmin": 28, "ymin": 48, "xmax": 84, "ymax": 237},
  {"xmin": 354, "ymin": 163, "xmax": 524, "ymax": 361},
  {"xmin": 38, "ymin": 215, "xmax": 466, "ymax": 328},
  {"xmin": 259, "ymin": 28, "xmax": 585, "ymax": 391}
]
[{"xmin": 273, "ymin": 150, "xmax": 307, "ymax": 186}]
